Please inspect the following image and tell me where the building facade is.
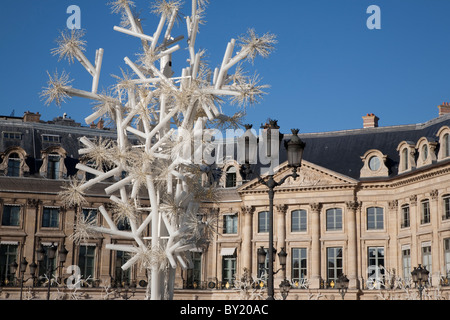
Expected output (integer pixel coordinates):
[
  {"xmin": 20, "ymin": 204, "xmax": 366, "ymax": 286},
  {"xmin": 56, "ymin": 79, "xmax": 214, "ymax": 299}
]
[{"xmin": 1, "ymin": 108, "xmax": 450, "ymax": 300}]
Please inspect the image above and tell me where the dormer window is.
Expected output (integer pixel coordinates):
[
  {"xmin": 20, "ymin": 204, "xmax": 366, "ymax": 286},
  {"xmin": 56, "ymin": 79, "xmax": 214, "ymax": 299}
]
[
  {"xmin": 40, "ymin": 146, "xmax": 67, "ymax": 180},
  {"xmin": 225, "ymin": 166, "xmax": 237, "ymax": 188},
  {"xmin": 415, "ymin": 137, "xmax": 437, "ymax": 168},
  {"xmin": 360, "ymin": 149, "xmax": 389, "ymax": 178},
  {"xmin": 0, "ymin": 147, "xmax": 29, "ymax": 177},
  {"xmin": 445, "ymin": 134, "xmax": 450, "ymax": 158},
  {"xmin": 7, "ymin": 153, "xmax": 20, "ymax": 177},
  {"xmin": 437, "ymin": 126, "xmax": 450, "ymax": 160},
  {"xmin": 47, "ymin": 153, "xmax": 60, "ymax": 179},
  {"xmin": 397, "ymin": 141, "xmax": 416, "ymax": 174}
]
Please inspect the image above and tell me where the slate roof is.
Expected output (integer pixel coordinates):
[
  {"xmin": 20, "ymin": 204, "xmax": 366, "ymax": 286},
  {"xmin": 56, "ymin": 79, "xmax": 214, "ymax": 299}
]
[{"xmin": 280, "ymin": 114, "xmax": 450, "ymax": 180}]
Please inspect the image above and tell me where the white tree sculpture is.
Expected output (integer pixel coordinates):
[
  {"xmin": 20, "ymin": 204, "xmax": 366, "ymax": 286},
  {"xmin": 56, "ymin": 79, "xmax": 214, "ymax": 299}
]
[{"xmin": 42, "ymin": 0, "xmax": 275, "ymax": 300}]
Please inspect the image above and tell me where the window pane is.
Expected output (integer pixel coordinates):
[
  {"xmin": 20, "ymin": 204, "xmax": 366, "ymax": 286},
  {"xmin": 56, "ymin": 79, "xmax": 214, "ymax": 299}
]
[
  {"xmin": 326, "ymin": 208, "xmax": 342, "ymax": 231},
  {"xmin": 291, "ymin": 248, "xmax": 307, "ymax": 281},
  {"xmin": 291, "ymin": 210, "xmax": 307, "ymax": 232},
  {"xmin": 258, "ymin": 211, "xmax": 269, "ymax": 233},
  {"xmin": 79, "ymin": 245, "xmax": 96, "ymax": 279},
  {"xmin": 327, "ymin": 247, "xmax": 343, "ymax": 284},
  {"xmin": 367, "ymin": 207, "xmax": 383, "ymax": 230},
  {"xmin": 7, "ymin": 156, "xmax": 20, "ymax": 177},
  {"xmin": 42, "ymin": 207, "xmax": 60, "ymax": 228},
  {"xmin": 2, "ymin": 205, "xmax": 20, "ymax": 226},
  {"xmin": 0, "ymin": 244, "xmax": 18, "ymax": 283}
]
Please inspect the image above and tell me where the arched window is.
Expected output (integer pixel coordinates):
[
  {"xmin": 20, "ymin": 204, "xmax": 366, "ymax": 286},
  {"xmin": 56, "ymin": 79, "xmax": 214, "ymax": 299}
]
[
  {"xmin": 225, "ymin": 166, "xmax": 237, "ymax": 188},
  {"xmin": 291, "ymin": 210, "xmax": 307, "ymax": 232},
  {"xmin": 326, "ymin": 208, "xmax": 342, "ymax": 231},
  {"xmin": 367, "ymin": 207, "xmax": 384, "ymax": 230},
  {"xmin": 7, "ymin": 153, "xmax": 20, "ymax": 177},
  {"xmin": 445, "ymin": 134, "xmax": 450, "ymax": 158},
  {"xmin": 402, "ymin": 148, "xmax": 409, "ymax": 171}
]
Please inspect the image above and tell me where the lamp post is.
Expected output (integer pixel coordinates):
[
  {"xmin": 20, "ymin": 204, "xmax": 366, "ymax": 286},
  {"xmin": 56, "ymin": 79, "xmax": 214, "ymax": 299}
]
[
  {"xmin": 411, "ymin": 264, "xmax": 429, "ymax": 300},
  {"xmin": 336, "ymin": 274, "xmax": 349, "ymax": 300},
  {"xmin": 36, "ymin": 242, "xmax": 68, "ymax": 300},
  {"xmin": 9, "ymin": 257, "xmax": 38, "ymax": 300},
  {"xmin": 247, "ymin": 125, "xmax": 305, "ymax": 300},
  {"xmin": 114, "ymin": 279, "xmax": 137, "ymax": 300}
]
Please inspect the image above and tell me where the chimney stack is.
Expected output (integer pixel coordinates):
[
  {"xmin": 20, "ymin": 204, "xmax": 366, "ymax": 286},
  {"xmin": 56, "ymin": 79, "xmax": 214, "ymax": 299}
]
[
  {"xmin": 97, "ymin": 118, "xmax": 104, "ymax": 130},
  {"xmin": 438, "ymin": 102, "xmax": 450, "ymax": 116},
  {"xmin": 362, "ymin": 113, "xmax": 379, "ymax": 128},
  {"xmin": 23, "ymin": 111, "xmax": 41, "ymax": 123}
]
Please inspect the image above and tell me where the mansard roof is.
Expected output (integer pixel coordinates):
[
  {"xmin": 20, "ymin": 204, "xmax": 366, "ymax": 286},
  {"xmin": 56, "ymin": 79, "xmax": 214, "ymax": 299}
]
[{"xmin": 283, "ymin": 114, "xmax": 450, "ymax": 180}]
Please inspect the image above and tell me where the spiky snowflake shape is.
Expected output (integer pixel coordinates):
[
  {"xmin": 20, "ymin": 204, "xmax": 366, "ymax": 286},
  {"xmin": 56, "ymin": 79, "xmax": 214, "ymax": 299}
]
[
  {"xmin": 40, "ymin": 70, "xmax": 73, "ymax": 107},
  {"xmin": 51, "ymin": 29, "xmax": 87, "ymax": 64},
  {"xmin": 59, "ymin": 177, "xmax": 88, "ymax": 208}
]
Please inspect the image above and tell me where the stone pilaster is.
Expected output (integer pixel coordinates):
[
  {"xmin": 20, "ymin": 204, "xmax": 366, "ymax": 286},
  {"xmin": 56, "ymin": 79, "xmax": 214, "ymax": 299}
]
[
  {"xmin": 310, "ymin": 203, "xmax": 322, "ymax": 289},
  {"xmin": 241, "ymin": 206, "xmax": 254, "ymax": 274},
  {"xmin": 346, "ymin": 201, "xmax": 360, "ymax": 289},
  {"xmin": 275, "ymin": 204, "xmax": 288, "ymax": 281},
  {"xmin": 430, "ymin": 190, "xmax": 440, "ymax": 285}
]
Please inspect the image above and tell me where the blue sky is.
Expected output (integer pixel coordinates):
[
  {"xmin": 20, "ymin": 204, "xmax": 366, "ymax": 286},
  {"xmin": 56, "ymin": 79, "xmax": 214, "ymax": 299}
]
[{"xmin": 1, "ymin": 0, "xmax": 450, "ymax": 134}]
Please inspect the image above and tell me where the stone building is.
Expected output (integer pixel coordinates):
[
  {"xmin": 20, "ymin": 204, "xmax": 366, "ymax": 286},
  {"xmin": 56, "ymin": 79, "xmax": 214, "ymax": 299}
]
[{"xmin": 1, "ymin": 107, "xmax": 450, "ymax": 300}]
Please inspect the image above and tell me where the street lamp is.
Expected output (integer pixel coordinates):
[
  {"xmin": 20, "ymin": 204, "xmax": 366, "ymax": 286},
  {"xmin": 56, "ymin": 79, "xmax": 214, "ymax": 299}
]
[
  {"xmin": 245, "ymin": 124, "xmax": 305, "ymax": 300},
  {"xmin": 411, "ymin": 264, "xmax": 429, "ymax": 300},
  {"xmin": 279, "ymin": 279, "xmax": 291, "ymax": 300},
  {"xmin": 36, "ymin": 242, "xmax": 68, "ymax": 300},
  {"xmin": 336, "ymin": 274, "xmax": 350, "ymax": 300},
  {"xmin": 9, "ymin": 257, "xmax": 38, "ymax": 300},
  {"xmin": 114, "ymin": 279, "xmax": 137, "ymax": 300}
]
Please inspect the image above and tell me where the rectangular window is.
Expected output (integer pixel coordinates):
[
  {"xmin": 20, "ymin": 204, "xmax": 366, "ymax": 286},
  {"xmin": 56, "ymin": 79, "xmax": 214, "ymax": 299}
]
[
  {"xmin": 115, "ymin": 250, "xmax": 130, "ymax": 283},
  {"xmin": 3, "ymin": 132, "xmax": 22, "ymax": 140},
  {"xmin": 367, "ymin": 247, "xmax": 385, "ymax": 288},
  {"xmin": 223, "ymin": 214, "xmax": 238, "ymax": 234},
  {"xmin": 42, "ymin": 207, "xmax": 60, "ymax": 228},
  {"xmin": 37, "ymin": 244, "xmax": 57, "ymax": 277},
  {"xmin": 82, "ymin": 208, "xmax": 98, "ymax": 224},
  {"xmin": 291, "ymin": 248, "xmax": 307, "ymax": 281},
  {"xmin": 7, "ymin": 156, "xmax": 20, "ymax": 177},
  {"xmin": 291, "ymin": 210, "xmax": 307, "ymax": 232},
  {"xmin": 443, "ymin": 196, "xmax": 450, "ymax": 220},
  {"xmin": 421, "ymin": 200, "xmax": 430, "ymax": 224},
  {"xmin": 222, "ymin": 256, "xmax": 236, "ymax": 286},
  {"xmin": 327, "ymin": 247, "xmax": 343, "ymax": 285},
  {"xmin": 1, "ymin": 205, "xmax": 20, "ymax": 226},
  {"xmin": 422, "ymin": 245, "xmax": 432, "ymax": 275},
  {"xmin": 117, "ymin": 217, "xmax": 131, "ymax": 230},
  {"xmin": 42, "ymin": 135, "xmax": 61, "ymax": 143},
  {"xmin": 0, "ymin": 244, "xmax": 18, "ymax": 284},
  {"xmin": 326, "ymin": 208, "xmax": 342, "ymax": 231},
  {"xmin": 258, "ymin": 211, "xmax": 269, "ymax": 233},
  {"xmin": 258, "ymin": 248, "xmax": 269, "ymax": 278},
  {"xmin": 402, "ymin": 248, "xmax": 411, "ymax": 281},
  {"xmin": 367, "ymin": 207, "xmax": 384, "ymax": 230},
  {"xmin": 186, "ymin": 252, "xmax": 202, "ymax": 288},
  {"xmin": 401, "ymin": 205, "xmax": 410, "ymax": 228},
  {"xmin": 79, "ymin": 245, "xmax": 96, "ymax": 280},
  {"xmin": 445, "ymin": 239, "xmax": 450, "ymax": 277},
  {"xmin": 47, "ymin": 154, "xmax": 60, "ymax": 180}
]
